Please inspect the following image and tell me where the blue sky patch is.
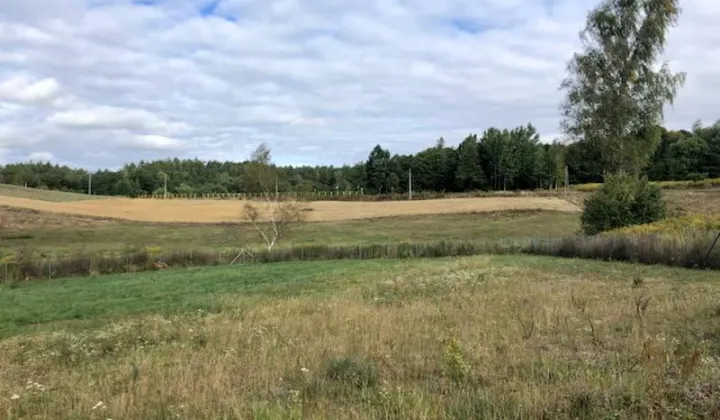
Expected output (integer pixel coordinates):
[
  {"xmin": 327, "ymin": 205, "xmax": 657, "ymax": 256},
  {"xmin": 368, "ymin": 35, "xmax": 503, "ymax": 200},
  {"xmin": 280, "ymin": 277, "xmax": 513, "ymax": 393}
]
[
  {"xmin": 450, "ymin": 18, "xmax": 484, "ymax": 34},
  {"xmin": 199, "ymin": 0, "xmax": 219, "ymax": 17}
]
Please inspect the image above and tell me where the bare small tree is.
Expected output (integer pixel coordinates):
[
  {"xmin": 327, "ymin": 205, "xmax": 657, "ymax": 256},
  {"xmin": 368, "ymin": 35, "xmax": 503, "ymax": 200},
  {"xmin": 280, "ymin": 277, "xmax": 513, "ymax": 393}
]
[
  {"xmin": 237, "ymin": 143, "xmax": 307, "ymax": 256},
  {"xmin": 241, "ymin": 199, "xmax": 306, "ymax": 251}
]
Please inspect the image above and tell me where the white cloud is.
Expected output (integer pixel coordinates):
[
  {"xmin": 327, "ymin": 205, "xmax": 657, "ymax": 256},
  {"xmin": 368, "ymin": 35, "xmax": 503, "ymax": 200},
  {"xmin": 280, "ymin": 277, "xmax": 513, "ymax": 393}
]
[
  {"xmin": 48, "ymin": 105, "xmax": 189, "ymax": 133},
  {"xmin": 118, "ymin": 134, "xmax": 186, "ymax": 151},
  {"xmin": 0, "ymin": 0, "xmax": 718, "ymax": 168},
  {"xmin": 0, "ymin": 75, "xmax": 61, "ymax": 105},
  {"xmin": 28, "ymin": 151, "xmax": 54, "ymax": 161}
]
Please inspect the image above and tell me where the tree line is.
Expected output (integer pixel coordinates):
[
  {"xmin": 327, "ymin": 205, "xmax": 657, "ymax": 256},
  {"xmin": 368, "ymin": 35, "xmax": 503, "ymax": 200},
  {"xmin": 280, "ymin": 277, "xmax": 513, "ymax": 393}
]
[{"xmin": 1, "ymin": 120, "xmax": 718, "ymax": 197}]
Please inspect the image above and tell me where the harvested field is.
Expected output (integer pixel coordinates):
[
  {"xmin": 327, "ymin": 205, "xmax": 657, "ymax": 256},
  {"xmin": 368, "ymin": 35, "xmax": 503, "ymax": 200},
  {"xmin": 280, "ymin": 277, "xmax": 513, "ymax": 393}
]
[{"xmin": 0, "ymin": 196, "xmax": 581, "ymax": 223}]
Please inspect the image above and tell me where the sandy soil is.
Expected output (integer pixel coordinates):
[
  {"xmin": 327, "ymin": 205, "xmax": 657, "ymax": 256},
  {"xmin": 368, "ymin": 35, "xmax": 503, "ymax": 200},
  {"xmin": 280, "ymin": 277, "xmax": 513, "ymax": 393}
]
[{"xmin": 0, "ymin": 196, "xmax": 581, "ymax": 223}]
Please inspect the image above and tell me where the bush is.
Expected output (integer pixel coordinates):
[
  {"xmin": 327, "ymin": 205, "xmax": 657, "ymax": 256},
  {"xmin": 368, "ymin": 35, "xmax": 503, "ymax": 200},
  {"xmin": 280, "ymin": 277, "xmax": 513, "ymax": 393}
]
[{"xmin": 581, "ymin": 173, "xmax": 667, "ymax": 235}]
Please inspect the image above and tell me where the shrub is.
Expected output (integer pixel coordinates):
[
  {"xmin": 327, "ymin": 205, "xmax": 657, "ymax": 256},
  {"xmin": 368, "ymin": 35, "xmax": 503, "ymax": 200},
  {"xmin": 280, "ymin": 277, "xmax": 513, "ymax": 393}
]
[{"xmin": 581, "ymin": 173, "xmax": 667, "ymax": 235}]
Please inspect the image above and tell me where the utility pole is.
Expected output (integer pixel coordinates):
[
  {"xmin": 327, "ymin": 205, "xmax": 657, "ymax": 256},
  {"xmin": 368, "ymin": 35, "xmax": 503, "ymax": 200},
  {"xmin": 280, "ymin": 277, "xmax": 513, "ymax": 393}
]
[
  {"xmin": 163, "ymin": 173, "xmax": 168, "ymax": 199},
  {"xmin": 408, "ymin": 168, "xmax": 413, "ymax": 200},
  {"xmin": 564, "ymin": 166, "xmax": 569, "ymax": 197},
  {"xmin": 88, "ymin": 172, "xmax": 92, "ymax": 195}
]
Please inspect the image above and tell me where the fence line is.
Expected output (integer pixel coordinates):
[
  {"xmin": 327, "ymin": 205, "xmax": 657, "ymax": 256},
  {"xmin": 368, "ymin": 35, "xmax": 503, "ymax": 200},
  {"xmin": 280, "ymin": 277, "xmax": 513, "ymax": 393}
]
[{"xmin": 131, "ymin": 190, "xmax": 366, "ymax": 200}]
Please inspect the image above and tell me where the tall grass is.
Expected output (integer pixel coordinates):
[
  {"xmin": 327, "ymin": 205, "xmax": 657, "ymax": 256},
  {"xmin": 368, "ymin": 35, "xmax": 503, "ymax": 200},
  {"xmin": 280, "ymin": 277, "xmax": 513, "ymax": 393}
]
[
  {"xmin": 2, "ymin": 231, "xmax": 719, "ymax": 283},
  {"xmin": 2, "ymin": 258, "xmax": 719, "ymax": 419},
  {"xmin": 527, "ymin": 231, "xmax": 720, "ymax": 268}
]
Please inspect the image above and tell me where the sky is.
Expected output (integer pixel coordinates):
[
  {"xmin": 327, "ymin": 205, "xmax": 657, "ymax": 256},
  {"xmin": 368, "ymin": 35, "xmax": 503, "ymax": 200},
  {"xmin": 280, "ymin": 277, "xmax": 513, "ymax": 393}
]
[{"xmin": 0, "ymin": 0, "xmax": 719, "ymax": 169}]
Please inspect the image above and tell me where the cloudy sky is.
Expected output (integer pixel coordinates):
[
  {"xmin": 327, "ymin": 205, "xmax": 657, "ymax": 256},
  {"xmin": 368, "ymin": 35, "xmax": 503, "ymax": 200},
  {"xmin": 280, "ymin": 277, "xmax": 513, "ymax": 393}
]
[{"xmin": 0, "ymin": 0, "xmax": 718, "ymax": 169}]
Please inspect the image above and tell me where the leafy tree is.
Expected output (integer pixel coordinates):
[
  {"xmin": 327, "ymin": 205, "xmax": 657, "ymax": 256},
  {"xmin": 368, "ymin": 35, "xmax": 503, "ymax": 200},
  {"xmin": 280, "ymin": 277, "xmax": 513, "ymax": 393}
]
[
  {"xmin": 479, "ymin": 128, "xmax": 508, "ymax": 190},
  {"xmin": 667, "ymin": 135, "xmax": 708, "ymax": 180},
  {"xmin": 511, "ymin": 123, "xmax": 542, "ymax": 189},
  {"xmin": 560, "ymin": 0, "xmax": 686, "ymax": 175},
  {"xmin": 365, "ymin": 145, "xmax": 392, "ymax": 194},
  {"xmin": 581, "ymin": 173, "xmax": 666, "ymax": 234},
  {"xmin": 693, "ymin": 120, "xmax": 720, "ymax": 178},
  {"xmin": 243, "ymin": 143, "xmax": 277, "ymax": 194},
  {"xmin": 542, "ymin": 141, "xmax": 567, "ymax": 189},
  {"xmin": 499, "ymin": 130, "xmax": 518, "ymax": 191},
  {"xmin": 455, "ymin": 134, "xmax": 486, "ymax": 190}
]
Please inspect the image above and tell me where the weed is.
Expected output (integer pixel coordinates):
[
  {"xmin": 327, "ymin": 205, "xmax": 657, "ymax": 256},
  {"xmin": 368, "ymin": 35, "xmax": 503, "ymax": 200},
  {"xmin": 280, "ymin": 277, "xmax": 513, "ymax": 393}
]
[
  {"xmin": 680, "ymin": 349, "xmax": 702, "ymax": 381},
  {"xmin": 567, "ymin": 391, "xmax": 596, "ymax": 418},
  {"xmin": 443, "ymin": 337, "xmax": 471, "ymax": 383},
  {"xmin": 635, "ymin": 295, "xmax": 651, "ymax": 319},
  {"xmin": 325, "ymin": 357, "xmax": 379, "ymax": 390}
]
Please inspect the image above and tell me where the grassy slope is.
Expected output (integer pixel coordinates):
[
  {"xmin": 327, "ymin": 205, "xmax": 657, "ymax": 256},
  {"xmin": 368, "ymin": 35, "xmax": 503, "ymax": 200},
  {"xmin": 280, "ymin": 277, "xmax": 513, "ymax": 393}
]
[
  {"xmin": 0, "ymin": 184, "xmax": 106, "ymax": 202},
  {"xmin": 1, "ymin": 209, "xmax": 581, "ymax": 255},
  {"xmin": 569, "ymin": 188, "xmax": 720, "ymax": 215},
  {"xmin": 2, "ymin": 255, "xmax": 720, "ymax": 419}
]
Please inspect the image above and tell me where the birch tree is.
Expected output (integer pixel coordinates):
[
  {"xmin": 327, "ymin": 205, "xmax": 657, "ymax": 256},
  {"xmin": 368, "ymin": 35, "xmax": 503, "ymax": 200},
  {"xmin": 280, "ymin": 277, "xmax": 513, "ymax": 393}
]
[
  {"xmin": 560, "ymin": 0, "xmax": 686, "ymax": 175},
  {"xmin": 239, "ymin": 144, "xmax": 307, "ymax": 253}
]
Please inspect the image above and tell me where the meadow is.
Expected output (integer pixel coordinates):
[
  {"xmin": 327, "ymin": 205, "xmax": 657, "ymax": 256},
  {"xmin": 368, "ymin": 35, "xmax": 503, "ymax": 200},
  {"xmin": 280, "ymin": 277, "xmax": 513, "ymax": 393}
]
[
  {"xmin": 1, "ymin": 184, "xmax": 719, "ymax": 419},
  {"xmin": 2, "ymin": 255, "xmax": 720, "ymax": 419}
]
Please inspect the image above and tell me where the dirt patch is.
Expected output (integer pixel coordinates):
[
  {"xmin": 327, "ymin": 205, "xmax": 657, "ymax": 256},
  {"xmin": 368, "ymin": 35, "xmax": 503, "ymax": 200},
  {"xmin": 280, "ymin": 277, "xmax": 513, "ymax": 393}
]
[
  {"xmin": 0, "ymin": 196, "xmax": 581, "ymax": 223},
  {"xmin": 0, "ymin": 206, "xmax": 115, "ymax": 231}
]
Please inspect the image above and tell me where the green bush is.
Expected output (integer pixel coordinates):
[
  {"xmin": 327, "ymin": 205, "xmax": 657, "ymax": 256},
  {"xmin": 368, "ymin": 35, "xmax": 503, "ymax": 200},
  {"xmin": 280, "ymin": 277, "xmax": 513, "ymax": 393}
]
[{"xmin": 580, "ymin": 173, "xmax": 667, "ymax": 235}]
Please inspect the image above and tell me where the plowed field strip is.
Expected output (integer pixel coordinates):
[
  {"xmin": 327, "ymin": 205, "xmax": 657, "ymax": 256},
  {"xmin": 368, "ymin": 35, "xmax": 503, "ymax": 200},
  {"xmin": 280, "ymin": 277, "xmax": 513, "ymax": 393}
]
[{"xmin": 0, "ymin": 196, "xmax": 580, "ymax": 223}]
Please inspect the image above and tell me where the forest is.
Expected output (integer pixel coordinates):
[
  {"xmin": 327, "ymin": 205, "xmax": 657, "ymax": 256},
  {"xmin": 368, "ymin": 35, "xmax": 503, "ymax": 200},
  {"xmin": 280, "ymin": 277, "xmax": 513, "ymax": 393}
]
[{"xmin": 1, "ymin": 120, "xmax": 719, "ymax": 197}]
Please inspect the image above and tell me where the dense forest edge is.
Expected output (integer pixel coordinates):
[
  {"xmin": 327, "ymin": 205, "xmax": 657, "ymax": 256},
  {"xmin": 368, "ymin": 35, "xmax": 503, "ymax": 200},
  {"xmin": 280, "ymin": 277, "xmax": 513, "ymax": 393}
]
[{"xmin": 2, "ymin": 120, "xmax": 719, "ymax": 197}]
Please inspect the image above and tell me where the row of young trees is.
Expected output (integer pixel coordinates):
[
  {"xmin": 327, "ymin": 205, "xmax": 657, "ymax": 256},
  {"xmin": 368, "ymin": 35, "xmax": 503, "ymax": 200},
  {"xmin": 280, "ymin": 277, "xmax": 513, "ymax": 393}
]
[{"xmin": 1, "ymin": 119, "xmax": 718, "ymax": 197}]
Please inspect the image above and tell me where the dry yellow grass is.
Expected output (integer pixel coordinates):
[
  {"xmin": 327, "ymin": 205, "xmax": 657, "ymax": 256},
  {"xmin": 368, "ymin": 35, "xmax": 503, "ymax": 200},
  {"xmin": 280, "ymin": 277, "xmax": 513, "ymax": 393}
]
[
  {"xmin": 0, "ymin": 196, "xmax": 580, "ymax": 223},
  {"xmin": 1, "ymin": 258, "xmax": 719, "ymax": 419}
]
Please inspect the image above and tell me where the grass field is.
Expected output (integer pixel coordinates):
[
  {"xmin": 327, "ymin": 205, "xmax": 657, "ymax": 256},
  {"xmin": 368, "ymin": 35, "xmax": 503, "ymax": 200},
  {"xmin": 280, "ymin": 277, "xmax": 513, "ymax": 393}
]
[
  {"xmin": 2, "ymin": 255, "xmax": 720, "ymax": 419},
  {"xmin": 1, "ymin": 206, "xmax": 580, "ymax": 255},
  {"xmin": 0, "ymin": 184, "xmax": 106, "ymax": 202}
]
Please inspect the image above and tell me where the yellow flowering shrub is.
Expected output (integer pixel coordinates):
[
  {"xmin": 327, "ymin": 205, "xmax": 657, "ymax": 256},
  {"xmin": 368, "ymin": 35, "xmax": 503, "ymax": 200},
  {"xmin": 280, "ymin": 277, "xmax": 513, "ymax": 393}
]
[{"xmin": 608, "ymin": 214, "xmax": 720, "ymax": 235}]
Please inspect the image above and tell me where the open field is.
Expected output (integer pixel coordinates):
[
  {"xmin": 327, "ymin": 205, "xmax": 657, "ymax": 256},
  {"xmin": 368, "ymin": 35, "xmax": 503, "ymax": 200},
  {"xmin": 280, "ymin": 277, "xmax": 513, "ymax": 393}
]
[
  {"xmin": 2, "ymin": 188, "xmax": 717, "ymax": 268},
  {"xmin": 566, "ymin": 188, "xmax": 720, "ymax": 216},
  {"xmin": 663, "ymin": 189, "xmax": 720, "ymax": 215},
  {"xmin": 0, "ymin": 184, "xmax": 106, "ymax": 202},
  {"xmin": 0, "ymin": 206, "xmax": 580, "ymax": 255},
  {"xmin": 2, "ymin": 255, "xmax": 720, "ymax": 419},
  {"xmin": 0, "ymin": 195, "xmax": 580, "ymax": 223}
]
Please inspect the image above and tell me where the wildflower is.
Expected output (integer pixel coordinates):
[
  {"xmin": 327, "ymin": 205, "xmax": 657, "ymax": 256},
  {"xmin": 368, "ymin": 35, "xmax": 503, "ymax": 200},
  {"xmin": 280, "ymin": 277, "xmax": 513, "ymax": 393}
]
[
  {"xmin": 300, "ymin": 367, "xmax": 309, "ymax": 373},
  {"xmin": 11, "ymin": 394, "xmax": 20, "ymax": 400}
]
